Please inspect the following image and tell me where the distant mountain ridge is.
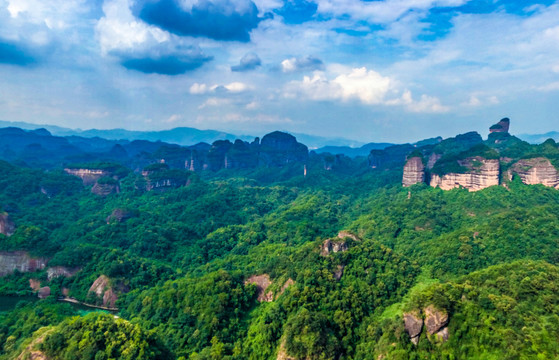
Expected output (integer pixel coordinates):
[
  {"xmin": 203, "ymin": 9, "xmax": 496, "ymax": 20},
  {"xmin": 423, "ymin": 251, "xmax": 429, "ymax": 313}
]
[
  {"xmin": 518, "ymin": 131, "xmax": 559, "ymax": 144},
  {"xmin": 0, "ymin": 120, "xmax": 362, "ymax": 149}
]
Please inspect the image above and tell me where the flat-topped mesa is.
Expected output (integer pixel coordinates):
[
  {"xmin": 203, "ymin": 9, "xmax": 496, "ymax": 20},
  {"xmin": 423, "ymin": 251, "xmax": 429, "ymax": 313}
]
[
  {"xmin": 403, "ymin": 155, "xmax": 426, "ymax": 187},
  {"xmin": 258, "ymin": 131, "xmax": 308, "ymax": 167},
  {"xmin": 489, "ymin": 117, "xmax": 510, "ymax": 133},
  {"xmin": 430, "ymin": 157, "xmax": 500, "ymax": 191},
  {"xmin": 510, "ymin": 158, "xmax": 559, "ymax": 189}
]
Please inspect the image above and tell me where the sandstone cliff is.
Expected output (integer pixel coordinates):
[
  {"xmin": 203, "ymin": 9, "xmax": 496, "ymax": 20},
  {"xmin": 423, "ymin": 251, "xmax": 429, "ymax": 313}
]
[
  {"xmin": 510, "ymin": 158, "xmax": 559, "ymax": 189},
  {"xmin": 489, "ymin": 117, "xmax": 510, "ymax": 133},
  {"xmin": 88, "ymin": 275, "xmax": 118, "ymax": 308},
  {"xmin": 64, "ymin": 168, "xmax": 109, "ymax": 186},
  {"xmin": 430, "ymin": 157, "xmax": 500, "ymax": 191},
  {"xmin": 0, "ymin": 251, "xmax": 48, "ymax": 277},
  {"xmin": 402, "ymin": 156, "xmax": 426, "ymax": 187}
]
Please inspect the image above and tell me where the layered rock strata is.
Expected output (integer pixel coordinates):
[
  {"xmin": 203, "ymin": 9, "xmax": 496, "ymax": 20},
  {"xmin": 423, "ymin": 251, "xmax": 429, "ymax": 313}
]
[
  {"xmin": 430, "ymin": 157, "xmax": 499, "ymax": 191},
  {"xmin": 510, "ymin": 158, "xmax": 559, "ymax": 188},
  {"xmin": 402, "ymin": 156, "xmax": 426, "ymax": 187},
  {"xmin": 0, "ymin": 251, "xmax": 48, "ymax": 276}
]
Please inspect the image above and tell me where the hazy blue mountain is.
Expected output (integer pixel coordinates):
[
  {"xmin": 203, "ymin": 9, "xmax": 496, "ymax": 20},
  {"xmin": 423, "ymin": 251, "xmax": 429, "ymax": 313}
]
[
  {"xmin": 518, "ymin": 131, "xmax": 559, "ymax": 144},
  {"xmin": 314, "ymin": 143, "xmax": 394, "ymax": 157}
]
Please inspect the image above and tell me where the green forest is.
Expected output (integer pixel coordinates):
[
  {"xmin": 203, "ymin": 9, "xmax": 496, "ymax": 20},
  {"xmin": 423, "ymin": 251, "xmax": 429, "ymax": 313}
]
[{"xmin": 1, "ymin": 128, "xmax": 559, "ymax": 360}]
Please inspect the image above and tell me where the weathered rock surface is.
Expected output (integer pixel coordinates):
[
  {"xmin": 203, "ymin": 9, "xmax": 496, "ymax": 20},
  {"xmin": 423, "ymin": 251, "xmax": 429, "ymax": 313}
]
[
  {"xmin": 337, "ymin": 231, "xmax": 360, "ymax": 242},
  {"xmin": 245, "ymin": 274, "xmax": 273, "ymax": 302},
  {"xmin": 403, "ymin": 156, "xmax": 426, "ymax": 187},
  {"xmin": 320, "ymin": 239, "xmax": 348, "ymax": 256},
  {"xmin": 510, "ymin": 158, "xmax": 559, "ymax": 188},
  {"xmin": 424, "ymin": 305, "xmax": 449, "ymax": 335},
  {"xmin": 38, "ymin": 286, "xmax": 51, "ymax": 299},
  {"xmin": 277, "ymin": 278, "xmax": 295, "ymax": 298},
  {"xmin": 47, "ymin": 266, "xmax": 79, "ymax": 280},
  {"xmin": 106, "ymin": 208, "xmax": 137, "ymax": 223},
  {"xmin": 404, "ymin": 311, "xmax": 423, "ymax": 345},
  {"xmin": 89, "ymin": 275, "xmax": 118, "ymax": 308},
  {"xmin": 334, "ymin": 265, "xmax": 345, "ymax": 281},
  {"xmin": 64, "ymin": 168, "xmax": 109, "ymax": 186},
  {"xmin": 427, "ymin": 153, "xmax": 442, "ymax": 170},
  {"xmin": 489, "ymin": 117, "xmax": 510, "ymax": 133},
  {"xmin": 29, "ymin": 278, "xmax": 41, "ymax": 291},
  {"xmin": 430, "ymin": 157, "xmax": 500, "ymax": 191},
  {"xmin": 91, "ymin": 182, "xmax": 119, "ymax": 196},
  {"xmin": 0, "ymin": 251, "xmax": 48, "ymax": 277},
  {"xmin": 0, "ymin": 212, "xmax": 15, "ymax": 236}
]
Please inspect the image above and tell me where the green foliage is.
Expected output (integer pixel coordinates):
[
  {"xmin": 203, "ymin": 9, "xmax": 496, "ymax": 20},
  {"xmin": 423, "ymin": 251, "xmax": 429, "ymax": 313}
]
[{"xmin": 40, "ymin": 312, "xmax": 171, "ymax": 359}]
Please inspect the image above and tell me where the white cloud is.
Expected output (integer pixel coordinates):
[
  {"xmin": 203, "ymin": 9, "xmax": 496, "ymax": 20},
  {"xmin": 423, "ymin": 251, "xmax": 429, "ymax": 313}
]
[
  {"xmin": 189, "ymin": 81, "xmax": 252, "ymax": 94},
  {"xmin": 285, "ymin": 66, "xmax": 448, "ymax": 113},
  {"xmin": 198, "ymin": 97, "xmax": 231, "ymax": 109},
  {"xmin": 96, "ymin": 0, "xmax": 170, "ymax": 55}
]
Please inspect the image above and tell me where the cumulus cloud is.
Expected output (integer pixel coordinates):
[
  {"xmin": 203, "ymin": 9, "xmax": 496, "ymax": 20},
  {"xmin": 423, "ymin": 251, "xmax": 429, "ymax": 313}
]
[
  {"xmin": 0, "ymin": 39, "xmax": 35, "ymax": 65},
  {"xmin": 285, "ymin": 67, "xmax": 448, "ymax": 113},
  {"xmin": 133, "ymin": 0, "xmax": 263, "ymax": 42},
  {"xmin": 96, "ymin": 0, "xmax": 212, "ymax": 74},
  {"xmin": 190, "ymin": 81, "xmax": 252, "ymax": 94},
  {"xmin": 231, "ymin": 52, "xmax": 262, "ymax": 71},
  {"xmin": 281, "ymin": 55, "xmax": 323, "ymax": 72}
]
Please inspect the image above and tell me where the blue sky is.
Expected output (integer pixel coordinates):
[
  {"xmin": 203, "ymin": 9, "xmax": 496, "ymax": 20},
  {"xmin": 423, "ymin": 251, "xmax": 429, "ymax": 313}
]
[{"xmin": 0, "ymin": 0, "xmax": 558, "ymax": 143}]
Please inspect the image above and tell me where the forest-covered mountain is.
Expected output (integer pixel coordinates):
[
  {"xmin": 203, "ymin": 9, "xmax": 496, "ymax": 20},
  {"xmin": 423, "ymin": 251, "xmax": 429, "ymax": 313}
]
[{"xmin": 1, "ymin": 118, "xmax": 559, "ymax": 359}]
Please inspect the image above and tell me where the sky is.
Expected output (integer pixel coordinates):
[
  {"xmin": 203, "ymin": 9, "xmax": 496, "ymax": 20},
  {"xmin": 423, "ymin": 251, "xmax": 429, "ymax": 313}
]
[{"xmin": 0, "ymin": 0, "xmax": 559, "ymax": 143}]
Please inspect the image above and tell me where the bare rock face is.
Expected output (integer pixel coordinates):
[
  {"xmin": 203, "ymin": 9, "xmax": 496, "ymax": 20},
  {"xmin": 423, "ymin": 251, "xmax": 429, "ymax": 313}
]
[
  {"xmin": 0, "ymin": 212, "xmax": 15, "ymax": 236},
  {"xmin": 424, "ymin": 305, "xmax": 449, "ymax": 335},
  {"xmin": 510, "ymin": 158, "xmax": 559, "ymax": 188},
  {"xmin": 245, "ymin": 274, "xmax": 273, "ymax": 302},
  {"xmin": 277, "ymin": 278, "xmax": 295, "ymax": 299},
  {"xmin": 38, "ymin": 286, "xmax": 51, "ymax": 299},
  {"xmin": 337, "ymin": 231, "xmax": 360, "ymax": 242},
  {"xmin": 320, "ymin": 239, "xmax": 348, "ymax": 256},
  {"xmin": 430, "ymin": 157, "xmax": 500, "ymax": 191},
  {"xmin": 334, "ymin": 265, "xmax": 345, "ymax": 281},
  {"xmin": 47, "ymin": 266, "xmax": 79, "ymax": 281},
  {"xmin": 0, "ymin": 251, "xmax": 48, "ymax": 277},
  {"xmin": 64, "ymin": 168, "xmax": 109, "ymax": 186},
  {"xmin": 89, "ymin": 275, "xmax": 118, "ymax": 308},
  {"xmin": 427, "ymin": 153, "xmax": 442, "ymax": 169},
  {"xmin": 29, "ymin": 279, "xmax": 41, "ymax": 291},
  {"xmin": 402, "ymin": 157, "xmax": 425, "ymax": 187},
  {"xmin": 91, "ymin": 182, "xmax": 119, "ymax": 196},
  {"xmin": 106, "ymin": 208, "xmax": 137, "ymax": 224},
  {"xmin": 489, "ymin": 117, "xmax": 510, "ymax": 133},
  {"xmin": 404, "ymin": 311, "xmax": 423, "ymax": 345}
]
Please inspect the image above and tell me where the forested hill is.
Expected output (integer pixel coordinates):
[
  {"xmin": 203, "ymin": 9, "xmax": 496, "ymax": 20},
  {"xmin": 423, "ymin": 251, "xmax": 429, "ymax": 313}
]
[{"xmin": 1, "ymin": 119, "xmax": 559, "ymax": 359}]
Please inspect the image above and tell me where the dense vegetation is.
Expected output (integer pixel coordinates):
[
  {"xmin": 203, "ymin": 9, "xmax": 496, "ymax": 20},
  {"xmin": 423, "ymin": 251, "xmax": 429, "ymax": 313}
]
[{"xmin": 1, "ymin": 128, "xmax": 559, "ymax": 359}]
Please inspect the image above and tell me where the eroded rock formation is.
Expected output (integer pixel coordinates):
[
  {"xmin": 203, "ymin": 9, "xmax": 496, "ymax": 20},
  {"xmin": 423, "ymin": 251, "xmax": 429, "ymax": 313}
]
[
  {"xmin": 430, "ymin": 157, "xmax": 500, "ymax": 191},
  {"xmin": 0, "ymin": 251, "xmax": 48, "ymax": 277},
  {"xmin": 489, "ymin": 117, "xmax": 510, "ymax": 133},
  {"xmin": 404, "ymin": 311, "xmax": 423, "ymax": 345},
  {"xmin": 47, "ymin": 266, "xmax": 79, "ymax": 280},
  {"xmin": 510, "ymin": 158, "xmax": 559, "ymax": 188},
  {"xmin": 89, "ymin": 275, "xmax": 118, "ymax": 308},
  {"xmin": 403, "ymin": 156, "xmax": 426, "ymax": 187},
  {"xmin": 245, "ymin": 274, "xmax": 273, "ymax": 302},
  {"xmin": 64, "ymin": 168, "xmax": 109, "ymax": 186},
  {"xmin": 320, "ymin": 239, "xmax": 349, "ymax": 256}
]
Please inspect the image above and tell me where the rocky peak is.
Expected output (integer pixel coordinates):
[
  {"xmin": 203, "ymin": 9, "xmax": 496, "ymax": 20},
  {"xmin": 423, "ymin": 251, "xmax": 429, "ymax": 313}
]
[
  {"xmin": 403, "ymin": 305, "xmax": 450, "ymax": 345},
  {"xmin": 403, "ymin": 156, "xmax": 426, "ymax": 187},
  {"xmin": 259, "ymin": 131, "xmax": 308, "ymax": 167},
  {"xmin": 510, "ymin": 157, "xmax": 559, "ymax": 189},
  {"xmin": 0, "ymin": 212, "xmax": 15, "ymax": 236},
  {"xmin": 320, "ymin": 238, "xmax": 349, "ymax": 256},
  {"xmin": 489, "ymin": 117, "xmax": 510, "ymax": 133}
]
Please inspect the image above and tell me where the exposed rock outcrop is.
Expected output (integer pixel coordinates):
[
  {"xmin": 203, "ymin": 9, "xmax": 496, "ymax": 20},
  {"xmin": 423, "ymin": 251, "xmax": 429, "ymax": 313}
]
[
  {"xmin": 430, "ymin": 157, "xmax": 500, "ymax": 191},
  {"xmin": 47, "ymin": 266, "xmax": 79, "ymax": 280},
  {"xmin": 337, "ymin": 231, "xmax": 360, "ymax": 242},
  {"xmin": 320, "ymin": 239, "xmax": 348, "ymax": 256},
  {"xmin": 424, "ymin": 305, "xmax": 449, "ymax": 335},
  {"xmin": 404, "ymin": 311, "xmax": 423, "ymax": 345},
  {"xmin": 427, "ymin": 153, "xmax": 442, "ymax": 169},
  {"xmin": 38, "ymin": 286, "xmax": 51, "ymax": 299},
  {"xmin": 64, "ymin": 168, "xmax": 109, "ymax": 186},
  {"xmin": 88, "ymin": 275, "xmax": 118, "ymax": 308},
  {"xmin": 0, "ymin": 212, "xmax": 15, "ymax": 236},
  {"xmin": 0, "ymin": 251, "xmax": 48, "ymax": 277},
  {"xmin": 403, "ymin": 156, "xmax": 426, "ymax": 187},
  {"xmin": 277, "ymin": 278, "xmax": 295, "ymax": 298},
  {"xmin": 334, "ymin": 265, "xmax": 345, "ymax": 281},
  {"xmin": 245, "ymin": 274, "xmax": 273, "ymax": 302},
  {"xmin": 510, "ymin": 158, "xmax": 559, "ymax": 188},
  {"xmin": 91, "ymin": 181, "xmax": 119, "ymax": 196},
  {"xmin": 106, "ymin": 208, "xmax": 137, "ymax": 223},
  {"xmin": 489, "ymin": 117, "xmax": 510, "ymax": 133}
]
